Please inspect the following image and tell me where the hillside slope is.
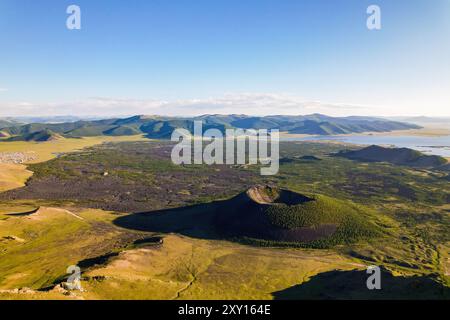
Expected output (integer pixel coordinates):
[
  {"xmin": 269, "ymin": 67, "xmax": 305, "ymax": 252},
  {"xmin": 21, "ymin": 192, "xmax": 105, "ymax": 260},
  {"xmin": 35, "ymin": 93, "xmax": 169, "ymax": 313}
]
[
  {"xmin": 7, "ymin": 129, "xmax": 64, "ymax": 142},
  {"xmin": 336, "ymin": 145, "xmax": 448, "ymax": 168}
]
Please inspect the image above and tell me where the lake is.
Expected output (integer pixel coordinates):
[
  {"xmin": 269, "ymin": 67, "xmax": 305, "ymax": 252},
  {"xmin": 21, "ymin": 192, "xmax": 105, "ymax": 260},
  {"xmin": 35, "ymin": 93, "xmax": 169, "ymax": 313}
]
[{"xmin": 283, "ymin": 134, "xmax": 450, "ymax": 157}]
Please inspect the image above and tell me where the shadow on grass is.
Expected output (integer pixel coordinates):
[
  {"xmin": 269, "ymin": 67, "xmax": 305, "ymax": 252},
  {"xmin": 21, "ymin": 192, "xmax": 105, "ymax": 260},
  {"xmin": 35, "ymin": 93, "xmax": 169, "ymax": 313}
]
[
  {"xmin": 113, "ymin": 201, "xmax": 223, "ymax": 240},
  {"xmin": 5, "ymin": 208, "xmax": 39, "ymax": 217},
  {"xmin": 272, "ymin": 268, "xmax": 449, "ymax": 300},
  {"xmin": 77, "ymin": 252, "xmax": 120, "ymax": 270}
]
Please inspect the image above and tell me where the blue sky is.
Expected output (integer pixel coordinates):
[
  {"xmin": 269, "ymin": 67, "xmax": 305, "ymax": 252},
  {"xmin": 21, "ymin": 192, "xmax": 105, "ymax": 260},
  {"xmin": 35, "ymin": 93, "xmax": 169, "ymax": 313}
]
[{"xmin": 0, "ymin": 0, "xmax": 449, "ymax": 116}]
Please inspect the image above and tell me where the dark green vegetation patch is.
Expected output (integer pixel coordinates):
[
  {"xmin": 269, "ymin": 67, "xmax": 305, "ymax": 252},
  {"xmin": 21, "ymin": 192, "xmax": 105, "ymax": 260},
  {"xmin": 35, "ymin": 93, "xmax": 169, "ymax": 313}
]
[{"xmin": 0, "ymin": 141, "xmax": 258, "ymax": 212}]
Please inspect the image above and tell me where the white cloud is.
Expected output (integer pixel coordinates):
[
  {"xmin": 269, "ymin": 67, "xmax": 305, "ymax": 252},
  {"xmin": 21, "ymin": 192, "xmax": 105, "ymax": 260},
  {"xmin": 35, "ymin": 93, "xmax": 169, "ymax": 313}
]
[
  {"xmin": 0, "ymin": 88, "xmax": 8, "ymax": 92},
  {"xmin": 0, "ymin": 93, "xmax": 371, "ymax": 117}
]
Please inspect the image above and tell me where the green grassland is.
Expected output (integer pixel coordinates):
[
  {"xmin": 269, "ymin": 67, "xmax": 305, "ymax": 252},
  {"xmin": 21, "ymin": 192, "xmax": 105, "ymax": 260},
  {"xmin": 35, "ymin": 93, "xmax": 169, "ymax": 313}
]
[
  {"xmin": 80, "ymin": 235, "xmax": 365, "ymax": 300},
  {"xmin": 0, "ymin": 138, "xmax": 448, "ymax": 299},
  {"xmin": 0, "ymin": 205, "xmax": 142, "ymax": 290}
]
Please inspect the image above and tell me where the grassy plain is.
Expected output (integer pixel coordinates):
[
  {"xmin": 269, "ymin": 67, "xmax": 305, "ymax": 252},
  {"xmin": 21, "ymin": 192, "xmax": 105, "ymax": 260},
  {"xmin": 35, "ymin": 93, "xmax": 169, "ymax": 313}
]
[
  {"xmin": 0, "ymin": 164, "xmax": 33, "ymax": 192},
  {"xmin": 81, "ymin": 235, "xmax": 362, "ymax": 300}
]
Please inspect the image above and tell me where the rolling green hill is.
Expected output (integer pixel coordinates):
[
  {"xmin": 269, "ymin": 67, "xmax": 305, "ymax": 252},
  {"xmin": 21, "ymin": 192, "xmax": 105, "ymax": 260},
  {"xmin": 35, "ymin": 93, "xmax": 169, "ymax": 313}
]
[{"xmin": 7, "ymin": 129, "xmax": 64, "ymax": 142}]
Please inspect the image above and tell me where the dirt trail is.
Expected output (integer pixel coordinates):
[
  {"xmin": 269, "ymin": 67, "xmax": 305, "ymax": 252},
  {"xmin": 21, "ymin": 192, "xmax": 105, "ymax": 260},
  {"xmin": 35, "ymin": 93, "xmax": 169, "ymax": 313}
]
[{"xmin": 27, "ymin": 207, "xmax": 85, "ymax": 221}]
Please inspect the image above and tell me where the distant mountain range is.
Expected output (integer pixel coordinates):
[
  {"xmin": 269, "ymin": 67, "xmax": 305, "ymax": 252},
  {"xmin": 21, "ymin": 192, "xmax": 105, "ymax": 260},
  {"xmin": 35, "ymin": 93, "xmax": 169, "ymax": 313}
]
[
  {"xmin": 1, "ymin": 114, "xmax": 421, "ymax": 140},
  {"xmin": 0, "ymin": 119, "xmax": 22, "ymax": 129},
  {"xmin": 1, "ymin": 116, "xmax": 109, "ymax": 124},
  {"xmin": 387, "ymin": 116, "xmax": 450, "ymax": 126}
]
